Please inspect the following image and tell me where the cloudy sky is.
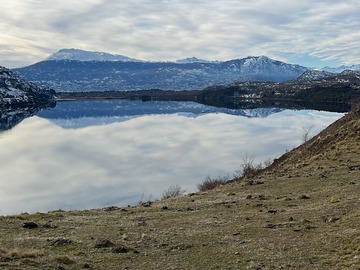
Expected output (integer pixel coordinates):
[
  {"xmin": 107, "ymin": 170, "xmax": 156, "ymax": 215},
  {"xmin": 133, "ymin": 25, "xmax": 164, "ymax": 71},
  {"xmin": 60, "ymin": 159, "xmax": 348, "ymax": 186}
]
[{"xmin": 1, "ymin": 0, "xmax": 359, "ymax": 68}]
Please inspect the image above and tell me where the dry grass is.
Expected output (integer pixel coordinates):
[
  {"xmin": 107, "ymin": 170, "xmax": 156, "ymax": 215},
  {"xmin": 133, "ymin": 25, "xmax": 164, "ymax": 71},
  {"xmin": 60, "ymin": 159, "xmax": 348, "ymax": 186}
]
[
  {"xmin": 0, "ymin": 106, "xmax": 359, "ymax": 269},
  {"xmin": 0, "ymin": 247, "xmax": 43, "ymax": 259}
]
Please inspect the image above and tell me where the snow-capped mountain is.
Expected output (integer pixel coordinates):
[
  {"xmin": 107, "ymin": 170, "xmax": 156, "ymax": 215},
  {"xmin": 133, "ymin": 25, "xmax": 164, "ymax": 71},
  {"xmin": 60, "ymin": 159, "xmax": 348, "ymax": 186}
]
[
  {"xmin": 46, "ymin": 48, "xmax": 142, "ymax": 62},
  {"xmin": 14, "ymin": 50, "xmax": 308, "ymax": 92},
  {"xmin": 227, "ymin": 56, "xmax": 307, "ymax": 79},
  {"xmin": 320, "ymin": 64, "xmax": 360, "ymax": 73},
  {"xmin": 175, "ymin": 57, "xmax": 216, "ymax": 64},
  {"xmin": 0, "ymin": 66, "xmax": 54, "ymax": 107},
  {"xmin": 294, "ymin": 69, "xmax": 335, "ymax": 82}
]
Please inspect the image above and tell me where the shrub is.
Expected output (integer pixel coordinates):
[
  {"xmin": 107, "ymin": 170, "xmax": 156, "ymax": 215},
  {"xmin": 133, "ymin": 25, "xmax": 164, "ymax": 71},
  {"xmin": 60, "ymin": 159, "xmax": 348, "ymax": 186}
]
[
  {"xmin": 234, "ymin": 154, "xmax": 264, "ymax": 179},
  {"xmin": 197, "ymin": 175, "xmax": 229, "ymax": 192},
  {"xmin": 162, "ymin": 184, "xmax": 185, "ymax": 199},
  {"xmin": 302, "ymin": 124, "xmax": 315, "ymax": 143},
  {"xmin": 138, "ymin": 194, "xmax": 153, "ymax": 206}
]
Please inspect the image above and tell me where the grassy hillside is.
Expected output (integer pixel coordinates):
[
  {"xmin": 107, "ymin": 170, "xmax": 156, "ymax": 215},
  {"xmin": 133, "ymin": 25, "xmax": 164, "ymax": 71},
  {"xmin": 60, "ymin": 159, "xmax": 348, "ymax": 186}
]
[{"xmin": 0, "ymin": 106, "xmax": 359, "ymax": 269}]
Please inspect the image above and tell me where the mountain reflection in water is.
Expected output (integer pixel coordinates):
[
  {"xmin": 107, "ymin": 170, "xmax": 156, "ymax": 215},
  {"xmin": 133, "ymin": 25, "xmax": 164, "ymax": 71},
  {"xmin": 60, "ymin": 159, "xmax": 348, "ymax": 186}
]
[{"xmin": 0, "ymin": 100, "xmax": 344, "ymax": 215}]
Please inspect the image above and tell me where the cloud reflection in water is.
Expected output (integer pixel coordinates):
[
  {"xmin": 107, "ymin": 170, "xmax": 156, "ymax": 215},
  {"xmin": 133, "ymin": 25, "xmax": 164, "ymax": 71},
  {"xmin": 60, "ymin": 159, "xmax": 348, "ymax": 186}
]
[{"xmin": 0, "ymin": 109, "xmax": 343, "ymax": 215}]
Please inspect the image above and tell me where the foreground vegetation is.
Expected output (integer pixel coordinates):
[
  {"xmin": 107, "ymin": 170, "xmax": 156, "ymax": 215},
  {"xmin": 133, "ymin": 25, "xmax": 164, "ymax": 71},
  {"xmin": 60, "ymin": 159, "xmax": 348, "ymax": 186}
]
[{"xmin": 0, "ymin": 106, "xmax": 359, "ymax": 269}]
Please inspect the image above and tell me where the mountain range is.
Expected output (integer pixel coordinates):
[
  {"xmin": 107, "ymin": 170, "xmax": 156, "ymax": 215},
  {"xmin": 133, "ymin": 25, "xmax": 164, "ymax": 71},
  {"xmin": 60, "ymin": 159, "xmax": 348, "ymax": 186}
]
[
  {"xmin": 319, "ymin": 64, "xmax": 360, "ymax": 73},
  {"xmin": 7, "ymin": 48, "xmax": 360, "ymax": 98},
  {"xmin": 14, "ymin": 49, "xmax": 309, "ymax": 92}
]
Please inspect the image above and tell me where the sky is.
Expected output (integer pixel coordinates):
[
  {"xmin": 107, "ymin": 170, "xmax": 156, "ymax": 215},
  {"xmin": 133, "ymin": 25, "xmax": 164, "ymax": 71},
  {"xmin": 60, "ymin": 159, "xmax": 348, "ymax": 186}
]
[{"xmin": 1, "ymin": 0, "xmax": 360, "ymax": 68}]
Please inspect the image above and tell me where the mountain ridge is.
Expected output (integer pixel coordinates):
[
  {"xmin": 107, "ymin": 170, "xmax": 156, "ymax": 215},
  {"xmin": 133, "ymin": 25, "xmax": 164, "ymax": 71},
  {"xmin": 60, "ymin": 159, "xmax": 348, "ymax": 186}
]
[
  {"xmin": 46, "ymin": 48, "xmax": 142, "ymax": 62},
  {"xmin": 14, "ymin": 52, "xmax": 308, "ymax": 92},
  {"xmin": 320, "ymin": 64, "xmax": 360, "ymax": 73}
]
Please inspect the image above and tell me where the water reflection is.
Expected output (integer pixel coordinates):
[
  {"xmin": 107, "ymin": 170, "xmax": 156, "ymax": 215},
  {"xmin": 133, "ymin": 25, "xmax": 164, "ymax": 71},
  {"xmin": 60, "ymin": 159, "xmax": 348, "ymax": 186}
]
[
  {"xmin": 0, "ymin": 107, "xmax": 42, "ymax": 132},
  {"xmin": 0, "ymin": 103, "xmax": 55, "ymax": 132},
  {"xmin": 37, "ymin": 100, "xmax": 285, "ymax": 128},
  {"xmin": 0, "ymin": 100, "xmax": 344, "ymax": 215}
]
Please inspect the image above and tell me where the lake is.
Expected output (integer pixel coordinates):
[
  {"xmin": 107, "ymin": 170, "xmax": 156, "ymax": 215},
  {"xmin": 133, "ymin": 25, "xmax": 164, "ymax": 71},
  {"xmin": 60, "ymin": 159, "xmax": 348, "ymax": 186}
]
[{"xmin": 0, "ymin": 100, "xmax": 344, "ymax": 215}]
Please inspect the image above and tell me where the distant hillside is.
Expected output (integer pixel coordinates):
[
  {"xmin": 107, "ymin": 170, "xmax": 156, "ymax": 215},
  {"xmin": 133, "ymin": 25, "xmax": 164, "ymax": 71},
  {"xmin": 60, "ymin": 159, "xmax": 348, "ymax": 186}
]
[
  {"xmin": 0, "ymin": 66, "xmax": 54, "ymax": 108},
  {"xmin": 198, "ymin": 70, "xmax": 360, "ymax": 105},
  {"xmin": 14, "ymin": 50, "xmax": 308, "ymax": 92}
]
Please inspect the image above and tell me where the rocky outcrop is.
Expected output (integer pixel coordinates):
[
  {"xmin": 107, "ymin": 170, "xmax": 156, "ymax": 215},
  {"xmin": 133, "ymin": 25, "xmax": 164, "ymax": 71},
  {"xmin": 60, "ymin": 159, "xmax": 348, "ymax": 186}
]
[{"xmin": 0, "ymin": 66, "xmax": 55, "ymax": 108}]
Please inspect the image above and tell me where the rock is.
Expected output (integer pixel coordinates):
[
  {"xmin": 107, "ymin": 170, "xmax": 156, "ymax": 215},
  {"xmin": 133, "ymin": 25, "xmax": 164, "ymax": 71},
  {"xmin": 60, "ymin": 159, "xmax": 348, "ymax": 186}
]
[
  {"xmin": 112, "ymin": 246, "xmax": 130, "ymax": 254},
  {"xmin": 245, "ymin": 180, "xmax": 255, "ymax": 186},
  {"xmin": 103, "ymin": 206, "xmax": 120, "ymax": 211},
  {"xmin": 94, "ymin": 239, "xmax": 115, "ymax": 248},
  {"xmin": 322, "ymin": 216, "xmax": 340, "ymax": 223},
  {"xmin": 301, "ymin": 219, "xmax": 311, "ymax": 224},
  {"xmin": 267, "ymin": 209, "xmax": 277, "ymax": 214},
  {"xmin": 265, "ymin": 223, "xmax": 277, "ymax": 229},
  {"xmin": 50, "ymin": 238, "xmax": 72, "ymax": 246},
  {"xmin": 172, "ymin": 243, "xmax": 193, "ymax": 251},
  {"xmin": 348, "ymin": 165, "xmax": 360, "ymax": 171},
  {"xmin": 141, "ymin": 202, "xmax": 152, "ymax": 207},
  {"xmin": 43, "ymin": 222, "xmax": 57, "ymax": 229},
  {"xmin": 22, "ymin": 221, "xmax": 38, "ymax": 229},
  {"xmin": 299, "ymin": 194, "xmax": 310, "ymax": 199},
  {"xmin": 179, "ymin": 207, "xmax": 194, "ymax": 212}
]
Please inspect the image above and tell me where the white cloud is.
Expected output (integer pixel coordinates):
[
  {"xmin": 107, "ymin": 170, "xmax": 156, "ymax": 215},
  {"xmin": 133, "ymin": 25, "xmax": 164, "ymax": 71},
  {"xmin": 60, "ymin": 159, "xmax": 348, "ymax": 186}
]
[{"xmin": 0, "ymin": 0, "xmax": 359, "ymax": 67}]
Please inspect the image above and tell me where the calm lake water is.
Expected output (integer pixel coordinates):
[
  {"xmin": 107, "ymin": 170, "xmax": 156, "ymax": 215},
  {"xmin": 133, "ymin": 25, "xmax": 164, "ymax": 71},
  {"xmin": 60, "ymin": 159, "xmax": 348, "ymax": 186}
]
[{"xmin": 0, "ymin": 100, "xmax": 344, "ymax": 215}]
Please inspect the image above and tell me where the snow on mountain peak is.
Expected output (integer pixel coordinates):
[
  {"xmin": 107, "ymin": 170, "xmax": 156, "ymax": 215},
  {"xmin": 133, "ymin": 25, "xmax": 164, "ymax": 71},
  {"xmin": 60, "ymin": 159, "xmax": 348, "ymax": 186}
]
[
  {"xmin": 242, "ymin": 56, "xmax": 275, "ymax": 67},
  {"xmin": 46, "ymin": 48, "xmax": 141, "ymax": 62},
  {"xmin": 175, "ymin": 57, "xmax": 215, "ymax": 64},
  {"xmin": 320, "ymin": 64, "xmax": 360, "ymax": 73},
  {"xmin": 295, "ymin": 70, "xmax": 335, "ymax": 82}
]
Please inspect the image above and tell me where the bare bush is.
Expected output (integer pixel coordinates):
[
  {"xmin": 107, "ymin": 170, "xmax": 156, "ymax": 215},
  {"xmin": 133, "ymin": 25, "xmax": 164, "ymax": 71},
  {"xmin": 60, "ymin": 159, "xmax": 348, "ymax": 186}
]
[
  {"xmin": 162, "ymin": 184, "xmax": 185, "ymax": 199},
  {"xmin": 138, "ymin": 194, "xmax": 153, "ymax": 206},
  {"xmin": 263, "ymin": 158, "xmax": 273, "ymax": 167},
  {"xmin": 197, "ymin": 175, "xmax": 229, "ymax": 192},
  {"xmin": 234, "ymin": 154, "xmax": 264, "ymax": 179},
  {"xmin": 302, "ymin": 124, "xmax": 315, "ymax": 143}
]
